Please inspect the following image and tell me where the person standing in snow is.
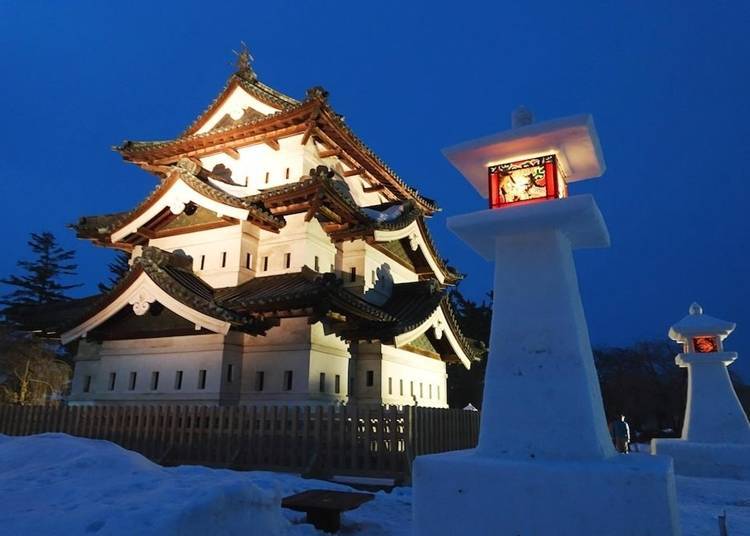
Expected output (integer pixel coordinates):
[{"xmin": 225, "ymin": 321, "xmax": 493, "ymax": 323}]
[{"xmin": 611, "ymin": 415, "xmax": 631, "ymax": 453}]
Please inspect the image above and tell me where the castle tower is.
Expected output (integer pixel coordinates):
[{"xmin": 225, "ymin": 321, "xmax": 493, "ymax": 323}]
[{"xmin": 29, "ymin": 48, "xmax": 474, "ymax": 407}]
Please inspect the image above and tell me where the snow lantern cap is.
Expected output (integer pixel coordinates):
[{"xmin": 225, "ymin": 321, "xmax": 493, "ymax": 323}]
[
  {"xmin": 668, "ymin": 302, "xmax": 736, "ymax": 343},
  {"xmin": 442, "ymin": 113, "xmax": 605, "ymax": 199}
]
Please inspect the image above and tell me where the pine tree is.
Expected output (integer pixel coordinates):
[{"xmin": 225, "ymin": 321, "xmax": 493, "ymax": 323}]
[
  {"xmin": 1, "ymin": 232, "xmax": 81, "ymax": 308},
  {"xmin": 97, "ymin": 251, "xmax": 131, "ymax": 293}
]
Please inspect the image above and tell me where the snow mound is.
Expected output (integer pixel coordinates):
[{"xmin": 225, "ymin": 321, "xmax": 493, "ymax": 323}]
[{"xmin": 0, "ymin": 434, "xmax": 308, "ymax": 536}]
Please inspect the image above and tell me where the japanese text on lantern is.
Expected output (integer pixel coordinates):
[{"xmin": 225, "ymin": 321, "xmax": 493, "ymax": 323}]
[{"xmin": 487, "ymin": 155, "xmax": 564, "ymax": 209}]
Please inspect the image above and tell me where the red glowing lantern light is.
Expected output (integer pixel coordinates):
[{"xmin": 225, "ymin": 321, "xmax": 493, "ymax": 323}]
[
  {"xmin": 692, "ymin": 336, "xmax": 719, "ymax": 353},
  {"xmin": 488, "ymin": 155, "xmax": 564, "ymax": 209}
]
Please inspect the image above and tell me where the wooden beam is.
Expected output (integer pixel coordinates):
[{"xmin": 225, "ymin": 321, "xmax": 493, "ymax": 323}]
[
  {"xmin": 223, "ymin": 148, "xmax": 240, "ymax": 160},
  {"xmin": 265, "ymin": 139, "xmax": 280, "ymax": 151},
  {"xmin": 151, "ymin": 123, "xmax": 309, "ymax": 165},
  {"xmin": 138, "ymin": 163, "xmax": 171, "ymax": 175},
  {"xmin": 342, "ymin": 167, "xmax": 365, "ymax": 177},
  {"xmin": 317, "ymin": 205, "xmax": 343, "ymax": 224},
  {"xmin": 363, "ymin": 184, "xmax": 385, "ymax": 193},
  {"xmin": 301, "ymin": 121, "xmax": 316, "ymax": 146},
  {"xmin": 318, "ymin": 148, "xmax": 341, "ymax": 159},
  {"xmin": 304, "ymin": 195, "xmax": 323, "ymax": 222}
]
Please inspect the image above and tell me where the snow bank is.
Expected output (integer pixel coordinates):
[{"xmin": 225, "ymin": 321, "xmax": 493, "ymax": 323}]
[
  {"xmin": 0, "ymin": 434, "xmax": 308, "ymax": 536},
  {"xmin": 2, "ymin": 434, "xmax": 748, "ymax": 536}
]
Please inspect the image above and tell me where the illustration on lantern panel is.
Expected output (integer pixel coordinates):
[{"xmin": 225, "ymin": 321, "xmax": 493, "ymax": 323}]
[
  {"xmin": 693, "ymin": 336, "xmax": 718, "ymax": 353},
  {"xmin": 488, "ymin": 154, "xmax": 558, "ymax": 206}
]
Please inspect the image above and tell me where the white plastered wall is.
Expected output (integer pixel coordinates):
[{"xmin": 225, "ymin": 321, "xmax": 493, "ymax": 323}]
[
  {"xmin": 195, "ymin": 86, "xmax": 278, "ymax": 134},
  {"xmin": 199, "ymin": 135, "xmax": 306, "ymax": 196},
  {"xmin": 256, "ymin": 214, "xmax": 336, "ymax": 276},
  {"xmin": 149, "ymin": 222, "xmax": 259, "ymax": 287},
  {"xmin": 352, "ymin": 342, "xmax": 448, "ymax": 408},
  {"xmin": 68, "ymin": 334, "xmax": 238, "ymax": 405},
  {"xmin": 339, "ymin": 239, "xmax": 418, "ymax": 295},
  {"xmin": 239, "ymin": 319, "xmax": 350, "ymax": 405}
]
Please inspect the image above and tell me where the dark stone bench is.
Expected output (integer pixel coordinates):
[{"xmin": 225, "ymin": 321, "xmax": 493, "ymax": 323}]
[{"xmin": 281, "ymin": 489, "xmax": 375, "ymax": 533}]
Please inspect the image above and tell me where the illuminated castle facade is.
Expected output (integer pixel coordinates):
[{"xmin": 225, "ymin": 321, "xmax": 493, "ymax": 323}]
[{"xmin": 58, "ymin": 49, "xmax": 472, "ymax": 407}]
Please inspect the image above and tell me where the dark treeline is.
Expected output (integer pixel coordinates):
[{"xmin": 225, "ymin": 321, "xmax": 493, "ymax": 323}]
[{"xmin": 448, "ymin": 287, "xmax": 750, "ymax": 439}]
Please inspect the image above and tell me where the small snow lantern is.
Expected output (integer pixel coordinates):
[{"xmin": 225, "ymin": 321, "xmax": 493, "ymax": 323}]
[{"xmin": 669, "ymin": 302, "xmax": 735, "ymax": 355}]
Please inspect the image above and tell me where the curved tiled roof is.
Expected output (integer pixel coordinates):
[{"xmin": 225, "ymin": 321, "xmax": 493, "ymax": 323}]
[
  {"xmin": 47, "ymin": 247, "xmax": 261, "ymax": 336},
  {"xmin": 13, "ymin": 244, "xmax": 473, "ymax": 362},
  {"xmin": 382, "ymin": 281, "xmax": 476, "ymax": 361},
  {"xmin": 217, "ymin": 267, "xmax": 394, "ymax": 323},
  {"xmin": 180, "ymin": 71, "xmax": 300, "ymax": 137},
  {"xmin": 114, "ymin": 80, "xmax": 439, "ymax": 213},
  {"xmin": 72, "ymin": 165, "xmax": 284, "ymax": 245}
]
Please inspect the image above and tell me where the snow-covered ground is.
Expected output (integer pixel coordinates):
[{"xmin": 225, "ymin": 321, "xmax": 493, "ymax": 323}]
[{"xmin": 0, "ymin": 434, "xmax": 748, "ymax": 535}]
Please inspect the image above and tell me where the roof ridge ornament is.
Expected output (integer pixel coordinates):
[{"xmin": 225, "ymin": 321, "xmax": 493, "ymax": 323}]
[
  {"xmin": 689, "ymin": 302, "xmax": 703, "ymax": 316},
  {"xmin": 305, "ymin": 86, "xmax": 329, "ymax": 102},
  {"xmin": 233, "ymin": 41, "xmax": 257, "ymax": 81}
]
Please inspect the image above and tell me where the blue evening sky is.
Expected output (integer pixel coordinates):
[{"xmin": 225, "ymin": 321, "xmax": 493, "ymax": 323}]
[{"xmin": 1, "ymin": 2, "xmax": 748, "ymax": 378}]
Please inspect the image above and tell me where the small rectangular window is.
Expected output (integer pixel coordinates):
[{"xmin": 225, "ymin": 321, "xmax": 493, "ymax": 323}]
[
  {"xmin": 129, "ymin": 372, "xmax": 137, "ymax": 391},
  {"xmin": 335, "ymin": 374, "xmax": 341, "ymax": 394},
  {"xmin": 284, "ymin": 252, "xmax": 291, "ymax": 269},
  {"xmin": 175, "ymin": 370, "xmax": 183, "ymax": 390},
  {"xmin": 429, "ymin": 384, "xmax": 433, "ymax": 399},
  {"xmin": 285, "ymin": 167, "xmax": 290, "ymax": 180},
  {"xmin": 410, "ymin": 381, "xmax": 414, "ymax": 396},
  {"xmin": 437, "ymin": 385, "xmax": 440, "ymax": 400},
  {"xmin": 200, "ymin": 255, "xmax": 205, "ymax": 270},
  {"xmin": 400, "ymin": 379, "xmax": 404, "ymax": 396},
  {"xmin": 245, "ymin": 252, "xmax": 252, "ymax": 269},
  {"xmin": 255, "ymin": 371, "xmax": 265, "ymax": 391},
  {"xmin": 350, "ymin": 267, "xmax": 357, "ymax": 282},
  {"xmin": 83, "ymin": 375, "xmax": 92, "ymax": 393},
  {"xmin": 283, "ymin": 370, "xmax": 293, "ymax": 391},
  {"xmin": 420, "ymin": 383, "xmax": 424, "ymax": 398},
  {"xmin": 221, "ymin": 251, "xmax": 227, "ymax": 268},
  {"xmin": 151, "ymin": 371, "xmax": 160, "ymax": 391},
  {"xmin": 265, "ymin": 171, "xmax": 270, "ymax": 184},
  {"xmin": 227, "ymin": 364, "xmax": 234, "ymax": 384},
  {"xmin": 108, "ymin": 372, "xmax": 116, "ymax": 391},
  {"xmin": 319, "ymin": 372, "xmax": 326, "ymax": 393},
  {"xmin": 371, "ymin": 270, "xmax": 376, "ymax": 285},
  {"xmin": 263, "ymin": 256, "xmax": 269, "ymax": 272},
  {"xmin": 388, "ymin": 377, "xmax": 393, "ymax": 395},
  {"xmin": 366, "ymin": 370, "xmax": 374, "ymax": 387},
  {"xmin": 198, "ymin": 369, "xmax": 207, "ymax": 390},
  {"xmin": 314, "ymin": 256, "xmax": 319, "ymax": 272}
]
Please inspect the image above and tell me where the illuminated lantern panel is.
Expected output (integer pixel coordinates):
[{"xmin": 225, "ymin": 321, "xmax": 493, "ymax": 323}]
[
  {"xmin": 692, "ymin": 336, "xmax": 720, "ymax": 353},
  {"xmin": 487, "ymin": 155, "xmax": 566, "ymax": 209}
]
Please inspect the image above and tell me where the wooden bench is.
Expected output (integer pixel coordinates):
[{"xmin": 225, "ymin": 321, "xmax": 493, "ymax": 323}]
[{"xmin": 281, "ymin": 489, "xmax": 374, "ymax": 533}]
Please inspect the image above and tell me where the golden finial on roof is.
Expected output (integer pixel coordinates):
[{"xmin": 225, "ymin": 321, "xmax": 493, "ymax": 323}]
[{"xmin": 233, "ymin": 42, "xmax": 256, "ymax": 80}]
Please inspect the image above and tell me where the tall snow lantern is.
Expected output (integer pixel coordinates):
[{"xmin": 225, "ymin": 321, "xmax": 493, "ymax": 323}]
[{"xmin": 412, "ymin": 111, "xmax": 681, "ymax": 536}]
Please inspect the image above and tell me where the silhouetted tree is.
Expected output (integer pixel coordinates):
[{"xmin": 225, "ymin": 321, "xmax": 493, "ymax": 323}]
[
  {"xmin": 1, "ymin": 232, "xmax": 80, "ymax": 310},
  {"xmin": 447, "ymin": 287, "xmax": 492, "ymax": 408},
  {"xmin": 98, "ymin": 251, "xmax": 131, "ymax": 292},
  {"xmin": 594, "ymin": 341, "xmax": 686, "ymax": 439},
  {"xmin": 0, "ymin": 326, "xmax": 71, "ymax": 405}
]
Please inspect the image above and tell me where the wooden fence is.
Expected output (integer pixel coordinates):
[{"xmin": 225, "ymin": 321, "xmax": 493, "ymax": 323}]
[{"xmin": 0, "ymin": 404, "xmax": 479, "ymax": 482}]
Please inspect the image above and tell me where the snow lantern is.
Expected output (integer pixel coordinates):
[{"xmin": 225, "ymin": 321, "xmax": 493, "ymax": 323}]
[{"xmin": 669, "ymin": 302, "xmax": 735, "ymax": 355}]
